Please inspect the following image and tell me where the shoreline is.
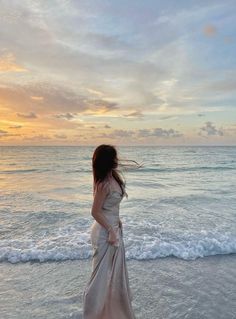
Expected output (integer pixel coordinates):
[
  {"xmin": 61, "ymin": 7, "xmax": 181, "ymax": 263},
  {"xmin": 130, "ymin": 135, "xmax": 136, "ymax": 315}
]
[
  {"xmin": 0, "ymin": 254, "xmax": 235, "ymax": 319},
  {"xmin": 0, "ymin": 251, "xmax": 236, "ymax": 265}
]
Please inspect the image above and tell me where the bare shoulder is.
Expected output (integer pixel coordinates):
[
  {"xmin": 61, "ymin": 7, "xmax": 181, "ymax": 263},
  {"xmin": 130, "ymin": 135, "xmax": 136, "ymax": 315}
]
[{"xmin": 95, "ymin": 180, "xmax": 110, "ymax": 194}]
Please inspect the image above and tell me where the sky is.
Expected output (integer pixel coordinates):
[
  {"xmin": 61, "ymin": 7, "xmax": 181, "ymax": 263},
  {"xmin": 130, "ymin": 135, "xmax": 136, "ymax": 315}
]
[{"xmin": 0, "ymin": 0, "xmax": 236, "ymax": 146}]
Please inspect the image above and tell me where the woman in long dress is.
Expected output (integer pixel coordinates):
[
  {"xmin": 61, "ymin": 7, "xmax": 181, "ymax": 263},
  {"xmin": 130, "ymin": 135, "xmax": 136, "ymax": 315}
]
[{"xmin": 83, "ymin": 144, "xmax": 136, "ymax": 319}]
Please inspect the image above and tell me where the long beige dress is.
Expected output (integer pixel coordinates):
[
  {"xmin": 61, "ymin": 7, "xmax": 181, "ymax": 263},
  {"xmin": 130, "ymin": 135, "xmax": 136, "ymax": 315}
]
[{"xmin": 82, "ymin": 183, "xmax": 136, "ymax": 319}]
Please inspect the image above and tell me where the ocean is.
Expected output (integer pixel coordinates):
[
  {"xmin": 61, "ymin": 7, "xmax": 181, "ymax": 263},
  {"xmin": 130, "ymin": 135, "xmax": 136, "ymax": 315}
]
[{"xmin": 0, "ymin": 145, "xmax": 235, "ymax": 318}]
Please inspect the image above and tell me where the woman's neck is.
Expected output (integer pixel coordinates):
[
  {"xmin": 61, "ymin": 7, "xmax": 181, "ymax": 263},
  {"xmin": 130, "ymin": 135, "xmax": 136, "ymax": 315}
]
[{"xmin": 107, "ymin": 170, "xmax": 113, "ymax": 178}]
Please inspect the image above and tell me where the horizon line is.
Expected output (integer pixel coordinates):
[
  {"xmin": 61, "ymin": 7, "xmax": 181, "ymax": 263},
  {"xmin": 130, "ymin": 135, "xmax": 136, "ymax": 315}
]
[{"xmin": 0, "ymin": 144, "xmax": 236, "ymax": 147}]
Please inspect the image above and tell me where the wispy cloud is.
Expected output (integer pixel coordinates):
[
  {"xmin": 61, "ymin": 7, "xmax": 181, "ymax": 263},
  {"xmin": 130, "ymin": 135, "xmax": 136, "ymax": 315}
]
[
  {"xmin": 0, "ymin": 51, "xmax": 27, "ymax": 72},
  {"xmin": 123, "ymin": 111, "xmax": 144, "ymax": 119},
  {"xmin": 54, "ymin": 113, "xmax": 78, "ymax": 121},
  {"xmin": 8, "ymin": 125, "xmax": 22, "ymax": 129},
  {"xmin": 0, "ymin": 129, "xmax": 8, "ymax": 135},
  {"xmin": 31, "ymin": 96, "xmax": 44, "ymax": 101},
  {"xmin": 0, "ymin": 0, "xmax": 235, "ymax": 145},
  {"xmin": 0, "ymin": 129, "xmax": 21, "ymax": 138},
  {"xmin": 54, "ymin": 134, "xmax": 67, "ymax": 139},
  {"xmin": 24, "ymin": 134, "xmax": 51, "ymax": 140},
  {"xmin": 17, "ymin": 112, "xmax": 37, "ymax": 119}
]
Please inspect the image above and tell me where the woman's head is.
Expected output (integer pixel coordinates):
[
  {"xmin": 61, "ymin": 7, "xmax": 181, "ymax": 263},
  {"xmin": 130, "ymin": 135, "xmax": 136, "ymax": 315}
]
[
  {"xmin": 92, "ymin": 144, "xmax": 118, "ymax": 182},
  {"xmin": 92, "ymin": 144, "xmax": 125, "ymax": 195}
]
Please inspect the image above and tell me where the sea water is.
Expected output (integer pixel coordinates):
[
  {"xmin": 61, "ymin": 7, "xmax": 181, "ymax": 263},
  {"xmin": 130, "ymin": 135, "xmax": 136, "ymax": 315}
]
[
  {"xmin": 0, "ymin": 146, "xmax": 236, "ymax": 263},
  {"xmin": 1, "ymin": 145, "xmax": 236, "ymax": 319}
]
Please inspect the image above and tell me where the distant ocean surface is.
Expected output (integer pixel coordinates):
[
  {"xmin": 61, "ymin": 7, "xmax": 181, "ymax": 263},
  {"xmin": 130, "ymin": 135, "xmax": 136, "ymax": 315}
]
[{"xmin": 0, "ymin": 145, "xmax": 236, "ymax": 263}]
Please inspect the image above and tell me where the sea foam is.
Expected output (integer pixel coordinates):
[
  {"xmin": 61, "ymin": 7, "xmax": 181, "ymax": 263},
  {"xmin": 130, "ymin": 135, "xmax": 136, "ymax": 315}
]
[{"xmin": 1, "ymin": 228, "xmax": 235, "ymax": 263}]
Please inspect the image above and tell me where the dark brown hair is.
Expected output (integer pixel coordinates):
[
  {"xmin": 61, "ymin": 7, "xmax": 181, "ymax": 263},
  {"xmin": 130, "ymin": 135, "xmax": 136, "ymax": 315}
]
[{"xmin": 92, "ymin": 144, "xmax": 126, "ymax": 196}]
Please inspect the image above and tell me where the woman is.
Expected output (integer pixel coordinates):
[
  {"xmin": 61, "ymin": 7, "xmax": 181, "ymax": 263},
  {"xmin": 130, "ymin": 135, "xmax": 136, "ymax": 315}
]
[{"xmin": 82, "ymin": 144, "xmax": 136, "ymax": 319}]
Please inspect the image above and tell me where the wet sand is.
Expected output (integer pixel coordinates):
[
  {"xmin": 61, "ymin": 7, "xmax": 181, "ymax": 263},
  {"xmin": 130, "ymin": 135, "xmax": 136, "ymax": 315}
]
[{"xmin": 0, "ymin": 254, "xmax": 235, "ymax": 319}]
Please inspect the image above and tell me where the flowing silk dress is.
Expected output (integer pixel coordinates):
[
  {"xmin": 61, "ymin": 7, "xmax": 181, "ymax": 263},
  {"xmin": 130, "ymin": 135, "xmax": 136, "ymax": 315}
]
[{"xmin": 82, "ymin": 183, "xmax": 136, "ymax": 319}]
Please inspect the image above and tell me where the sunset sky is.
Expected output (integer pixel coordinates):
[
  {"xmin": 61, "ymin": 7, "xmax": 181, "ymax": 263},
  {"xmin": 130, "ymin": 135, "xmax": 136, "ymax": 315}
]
[{"xmin": 0, "ymin": 0, "xmax": 235, "ymax": 145}]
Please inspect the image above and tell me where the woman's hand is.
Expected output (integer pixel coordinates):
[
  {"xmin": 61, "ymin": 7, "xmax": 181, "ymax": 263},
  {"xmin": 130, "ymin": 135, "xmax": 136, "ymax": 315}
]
[{"xmin": 107, "ymin": 228, "xmax": 117, "ymax": 245}]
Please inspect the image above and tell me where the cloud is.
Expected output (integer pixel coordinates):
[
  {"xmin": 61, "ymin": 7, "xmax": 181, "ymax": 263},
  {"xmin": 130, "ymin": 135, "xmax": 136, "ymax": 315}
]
[
  {"xmin": 0, "ymin": 129, "xmax": 21, "ymax": 138},
  {"xmin": 17, "ymin": 112, "xmax": 37, "ymax": 119},
  {"xmin": 0, "ymin": 83, "xmax": 120, "ymax": 116},
  {"xmin": 98, "ymin": 127, "xmax": 183, "ymax": 140},
  {"xmin": 24, "ymin": 134, "xmax": 51, "ymax": 140},
  {"xmin": 137, "ymin": 128, "xmax": 183, "ymax": 138},
  {"xmin": 0, "ymin": 1, "xmax": 167, "ymax": 110},
  {"xmin": 199, "ymin": 121, "xmax": 223, "ymax": 136},
  {"xmin": 206, "ymin": 74, "xmax": 236, "ymax": 93},
  {"xmin": 8, "ymin": 125, "xmax": 22, "ymax": 128},
  {"xmin": 0, "ymin": 51, "xmax": 27, "ymax": 72},
  {"xmin": 31, "ymin": 96, "xmax": 44, "ymax": 101},
  {"xmin": 83, "ymin": 100, "xmax": 119, "ymax": 114},
  {"xmin": 0, "ymin": 129, "xmax": 8, "ymax": 135},
  {"xmin": 0, "ymin": 2, "xmax": 232, "ymax": 119},
  {"xmin": 135, "ymin": 129, "xmax": 150, "ymax": 137},
  {"xmin": 123, "ymin": 111, "xmax": 144, "ymax": 118},
  {"xmin": 98, "ymin": 129, "xmax": 135, "ymax": 139},
  {"xmin": 159, "ymin": 115, "xmax": 179, "ymax": 120},
  {"xmin": 80, "ymin": 31, "xmax": 131, "ymax": 55},
  {"xmin": 114, "ymin": 129, "xmax": 134, "ymax": 137},
  {"xmin": 54, "ymin": 113, "xmax": 77, "ymax": 120},
  {"xmin": 0, "ymin": 2, "xmax": 234, "ymax": 145},
  {"xmin": 54, "ymin": 134, "xmax": 67, "ymax": 139},
  {"xmin": 0, "ymin": 83, "xmax": 87, "ymax": 114}
]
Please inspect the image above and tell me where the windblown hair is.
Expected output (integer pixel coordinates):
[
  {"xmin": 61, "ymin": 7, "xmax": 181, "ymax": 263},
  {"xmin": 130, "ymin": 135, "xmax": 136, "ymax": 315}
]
[{"xmin": 92, "ymin": 144, "xmax": 126, "ymax": 196}]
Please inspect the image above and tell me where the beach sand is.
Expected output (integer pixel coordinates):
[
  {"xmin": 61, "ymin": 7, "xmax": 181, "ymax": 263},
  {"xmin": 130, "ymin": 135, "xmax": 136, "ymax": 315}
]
[{"xmin": 0, "ymin": 254, "xmax": 235, "ymax": 319}]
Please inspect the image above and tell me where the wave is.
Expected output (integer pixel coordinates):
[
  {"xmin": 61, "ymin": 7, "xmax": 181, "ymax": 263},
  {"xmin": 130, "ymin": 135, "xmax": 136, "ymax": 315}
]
[
  {"xmin": 0, "ymin": 168, "xmax": 91, "ymax": 174},
  {"xmin": 139, "ymin": 166, "xmax": 236, "ymax": 173},
  {"xmin": 1, "ymin": 166, "xmax": 234, "ymax": 175},
  {"xmin": 65, "ymin": 169, "xmax": 91, "ymax": 173},
  {"xmin": 0, "ymin": 168, "xmax": 51, "ymax": 174},
  {"xmin": 1, "ymin": 230, "xmax": 235, "ymax": 263}
]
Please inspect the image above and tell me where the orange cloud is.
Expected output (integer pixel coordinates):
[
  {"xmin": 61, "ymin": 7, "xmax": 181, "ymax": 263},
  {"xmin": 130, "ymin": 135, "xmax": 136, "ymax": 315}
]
[
  {"xmin": 0, "ymin": 52, "xmax": 27, "ymax": 72},
  {"xmin": 31, "ymin": 96, "xmax": 44, "ymax": 101}
]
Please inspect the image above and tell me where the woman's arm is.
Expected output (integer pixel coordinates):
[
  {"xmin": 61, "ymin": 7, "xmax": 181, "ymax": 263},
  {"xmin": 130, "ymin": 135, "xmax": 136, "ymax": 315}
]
[
  {"xmin": 91, "ymin": 182, "xmax": 111, "ymax": 231},
  {"xmin": 91, "ymin": 181, "xmax": 117, "ymax": 245}
]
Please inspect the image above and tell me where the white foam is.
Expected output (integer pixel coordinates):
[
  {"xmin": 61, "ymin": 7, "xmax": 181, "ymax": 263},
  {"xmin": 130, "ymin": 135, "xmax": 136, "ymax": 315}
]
[{"xmin": 0, "ymin": 228, "xmax": 235, "ymax": 263}]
